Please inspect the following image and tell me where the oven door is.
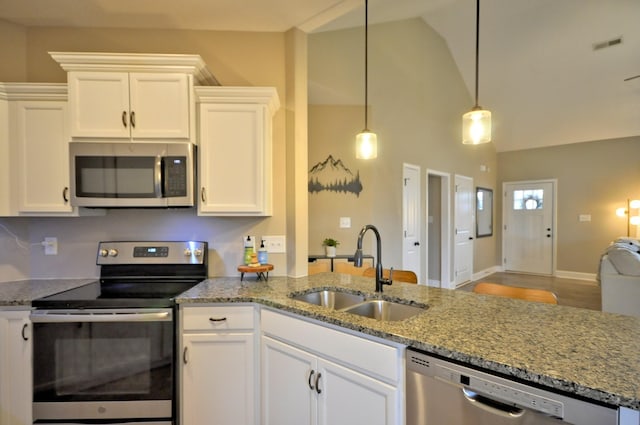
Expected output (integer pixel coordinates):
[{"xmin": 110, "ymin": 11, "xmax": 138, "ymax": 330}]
[{"xmin": 30, "ymin": 308, "xmax": 175, "ymax": 424}]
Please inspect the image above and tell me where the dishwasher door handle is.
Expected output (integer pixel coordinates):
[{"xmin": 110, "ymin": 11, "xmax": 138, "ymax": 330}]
[{"xmin": 462, "ymin": 388, "xmax": 525, "ymax": 419}]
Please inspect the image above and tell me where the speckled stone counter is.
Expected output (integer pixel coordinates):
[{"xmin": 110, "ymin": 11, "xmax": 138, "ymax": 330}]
[
  {"xmin": 177, "ymin": 273, "xmax": 640, "ymax": 410},
  {"xmin": 0, "ymin": 279, "xmax": 95, "ymax": 307}
]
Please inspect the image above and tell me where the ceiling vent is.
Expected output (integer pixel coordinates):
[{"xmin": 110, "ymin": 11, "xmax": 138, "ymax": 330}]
[{"xmin": 592, "ymin": 36, "xmax": 623, "ymax": 51}]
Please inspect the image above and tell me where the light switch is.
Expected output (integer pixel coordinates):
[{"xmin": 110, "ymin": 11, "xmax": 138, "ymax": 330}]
[
  {"xmin": 339, "ymin": 217, "xmax": 351, "ymax": 228},
  {"xmin": 578, "ymin": 214, "xmax": 591, "ymax": 222},
  {"xmin": 263, "ymin": 235, "xmax": 286, "ymax": 253}
]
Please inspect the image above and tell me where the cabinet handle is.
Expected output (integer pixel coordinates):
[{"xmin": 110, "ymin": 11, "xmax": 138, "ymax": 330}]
[
  {"xmin": 314, "ymin": 372, "xmax": 322, "ymax": 394},
  {"xmin": 122, "ymin": 111, "xmax": 128, "ymax": 128},
  {"xmin": 21, "ymin": 323, "xmax": 29, "ymax": 341},
  {"xmin": 183, "ymin": 346, "xmax": 189, "ymax": 364},
  {"xmin": 130, "ymin": 111, "xmax": 136, "ymax": 128},
  {"xmin": 62, "ymin": 187, "xmax": 69, "ymax": 203},
  {"xmin": 307, "ymin": 370, "xmax": 315, "ymax": 391},
  {"xmin": 201, "ymin": 187, "xmax": 206, "ymax": 203},
  {"xmin": 209, "ymin": 317, "xmax": 227, "ymax": 322}
]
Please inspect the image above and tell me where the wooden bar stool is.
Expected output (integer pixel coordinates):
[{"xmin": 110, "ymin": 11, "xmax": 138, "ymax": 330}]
[{"xmin": 472, "ymin": 282, "xmax": 558, "ymax": 304}]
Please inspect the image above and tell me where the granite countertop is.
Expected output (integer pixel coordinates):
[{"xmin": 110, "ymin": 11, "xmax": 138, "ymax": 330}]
[
  {"xmin": 177, "ymin": 273, "xmax": 640, "ymax": 410},
  {"xmin": 0, "ymin": 279, "xmax": 95, "ymax": 307}
]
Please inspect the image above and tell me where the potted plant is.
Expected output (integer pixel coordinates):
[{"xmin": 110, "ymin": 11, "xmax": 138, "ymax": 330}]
[{"xmin": 322, "ymin": 238, "xmax": 340, "ymax": 258}]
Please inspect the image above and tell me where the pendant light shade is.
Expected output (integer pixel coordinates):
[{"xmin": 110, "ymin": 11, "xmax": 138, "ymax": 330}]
[
  {"xmin": 356, "ymin": 130, "xmax": 377, "ymax": 159},
  {"xmin": 356, "ymin": 0, "xmax": 377, "ymax": 159},
  {"xmin": 462, "ymin": 107, "xmax": 491, "ymax": 144},
  {"xmin": 463, "ymin": 0, "xmax": 492, "ymax": 145}
]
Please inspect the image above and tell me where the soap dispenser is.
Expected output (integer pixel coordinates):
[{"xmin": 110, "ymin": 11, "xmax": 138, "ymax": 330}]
[
  {"xmin": 257, "ymin": 240, "xmax": 268, "ymax": 265},
  {"xmin": 243, "ymin": 236, "xmax": 254, "ymax": 265}
]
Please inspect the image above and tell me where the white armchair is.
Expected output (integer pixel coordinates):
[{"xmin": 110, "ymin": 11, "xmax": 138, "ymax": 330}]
[{"xmin": 599, "ymin": 238, "xmax": 640, "ymax": 318}]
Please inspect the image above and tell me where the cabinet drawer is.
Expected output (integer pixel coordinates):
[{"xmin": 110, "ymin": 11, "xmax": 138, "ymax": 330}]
[
  {"xmin": 262, "ymin": 309, "xmax": 402, "ymax": 384},
  {"xmin": 182, "ymin": 305, "xmax": 255, "ymax": 331}
]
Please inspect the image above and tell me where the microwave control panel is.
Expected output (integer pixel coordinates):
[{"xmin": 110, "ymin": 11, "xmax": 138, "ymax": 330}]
[{"xmin": 164, "ymin": 156, "xmax": 187, "ymax": 197}]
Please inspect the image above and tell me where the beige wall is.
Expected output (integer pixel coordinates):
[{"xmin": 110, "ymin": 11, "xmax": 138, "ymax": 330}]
[
  {"xmin": 0, "ymin": 19, "xmax": 27, "ymax": 81},
  {"xmin": 308, "ymin": 19, "xmax": 498, "ymax": 284},
  {"xmin": 497, "ymin": 136, "xmax": 640, "ymax": 275},
  {"xmin": 0, "ymin": 25, "xmax": 292, "ymax": 279}
]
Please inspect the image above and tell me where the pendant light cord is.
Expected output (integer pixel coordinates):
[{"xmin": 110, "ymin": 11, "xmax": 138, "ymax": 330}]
[
  {"xmin": 474, "ymin": 0, "xmax": 480, "ymax": 108},
  {"xmin": 364, "ymin": 0, "xmax": 369, "ymax": 129}
]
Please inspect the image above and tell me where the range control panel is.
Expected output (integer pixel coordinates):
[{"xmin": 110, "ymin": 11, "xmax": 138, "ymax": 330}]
[{"xmin": 96, "ymin": 241, "xmax": 207, "ymax": 265}]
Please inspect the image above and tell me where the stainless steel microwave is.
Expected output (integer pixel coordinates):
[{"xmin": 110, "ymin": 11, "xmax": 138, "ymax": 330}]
[{"xmin": 70, "ymin": 142, "xmax": 196, "ymax": 208}]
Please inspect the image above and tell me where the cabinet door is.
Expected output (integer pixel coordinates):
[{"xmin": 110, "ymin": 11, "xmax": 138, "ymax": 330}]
[
  {"xmin": 261, "ymin": 336, "xmax": 317, "ymax": 425},
  {"xmin": 129, "ymin": 73, "xmax": 190, "ymax": 139},
  {"xmin": 68, "ymin": 71, "xmax": 130, "ymax": 138},
  {"xmin": 182, "ymin": 332, "xmax": 256, "ymax": 425},
  {"xmin": 0, "ymin": 310, "xmax": 32, "ymax": 425},
  {"xmin": 317, "ymin": 358, "xmax": 398, "ymax": 425},
  {"xmin": 14, "ymin": 100, "xmax": 73, "ymax": 213},
  {"xmin": 0, "ymin": 97, "xmax": 12, "ymax": 215},
  {"xmin": 198, "ymin": 103, "xmax": 271, "ymax": 216}
]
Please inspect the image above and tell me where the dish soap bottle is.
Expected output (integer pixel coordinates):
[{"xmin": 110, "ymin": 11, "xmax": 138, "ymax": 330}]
[
  {"xmin": 257, "ymin": 240, "xmax": 268, "ymax": 265},
  {"xmin": 243, "ymin": 236, "xmax": 254, "ymax": 265}
]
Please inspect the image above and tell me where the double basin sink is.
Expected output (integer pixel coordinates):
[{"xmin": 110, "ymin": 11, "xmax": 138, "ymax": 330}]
[{"xmin": 291, "ymin": 289, "xmax": 426, "ymax": 322}]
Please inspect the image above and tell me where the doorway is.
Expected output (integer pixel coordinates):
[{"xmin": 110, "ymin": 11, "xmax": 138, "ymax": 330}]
[
  {"xmin": 503, "ymin": 180, "xmax": 556, "ymax": 275},
  {"xmin": 426, "ymin": 170, "xmax": 451, "ymax": 288}
]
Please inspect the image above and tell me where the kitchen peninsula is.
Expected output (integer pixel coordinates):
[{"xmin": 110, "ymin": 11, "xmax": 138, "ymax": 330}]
[
  {"xmin": 2, "ymin": 273, "xmax": 639, "ymax": 424},
  {"xmin": 176, "ymin": 273, "xmax": 640, "ymax": 410}
]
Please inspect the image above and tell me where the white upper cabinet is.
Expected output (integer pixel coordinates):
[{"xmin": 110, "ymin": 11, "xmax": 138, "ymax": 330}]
[
  {"xmin": 50, "ymin": 52, "xmax": 218, "ymax": 142},
  {"xmin": 196, "ymin": 87, "xmax": 280, "ymax": 216},
  {"xmin": 68, "ymin": 71, "xmax": 190, "ymax": 140},
  {"xmin": 0, "ymin": 83, "xmax": 99, "ymax": 216}
]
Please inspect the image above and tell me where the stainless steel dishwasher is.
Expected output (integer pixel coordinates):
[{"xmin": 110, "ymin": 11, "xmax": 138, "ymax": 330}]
[{"xmin": 406, "ymin": 349, "xmax": 617, "ymax": 425}]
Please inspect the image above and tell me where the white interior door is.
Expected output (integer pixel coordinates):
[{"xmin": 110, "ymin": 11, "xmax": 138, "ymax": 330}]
[
  {"xmin": 403, "ymin": 164, "xmax": 421, "ymax": 279},
  {"xmin": 454, "ymin": 175, "xmax": 474, "ymax": 286},
  {"xmin": 503, "ymin": 181, "xmax": 555, "ymax": 275}
]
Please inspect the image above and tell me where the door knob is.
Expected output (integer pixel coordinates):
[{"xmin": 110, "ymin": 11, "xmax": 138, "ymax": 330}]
[{"xmin": 414, "ymin": 241, "xmax": 420, "ymax": 246}]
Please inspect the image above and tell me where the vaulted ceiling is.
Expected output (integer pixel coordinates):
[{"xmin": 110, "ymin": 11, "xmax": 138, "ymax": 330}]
[{"xmin": 1, "ymin": 0, "xmax": 637, "ymax": 152}]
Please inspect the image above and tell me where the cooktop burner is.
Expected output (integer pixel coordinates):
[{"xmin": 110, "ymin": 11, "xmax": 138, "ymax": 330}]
[{"xmin": 33, "ymin": 241, "xmax": 208, "ymax": 309}]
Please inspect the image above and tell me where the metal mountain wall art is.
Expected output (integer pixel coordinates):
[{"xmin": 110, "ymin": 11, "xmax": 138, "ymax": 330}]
[{"xmin": 308, "ymin": 155, "xmax": 363, "ymax": 197}]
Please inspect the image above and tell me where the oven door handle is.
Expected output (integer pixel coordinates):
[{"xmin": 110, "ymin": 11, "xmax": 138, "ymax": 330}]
[{"xmin": 30, "ymin": 311, "xmax": 172, "ymax": 323}]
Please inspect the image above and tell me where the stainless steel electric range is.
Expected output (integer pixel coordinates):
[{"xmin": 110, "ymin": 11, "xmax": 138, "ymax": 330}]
[{"xmin": 30, "ymin": 240, "xmax": 208, "ymax": 425}]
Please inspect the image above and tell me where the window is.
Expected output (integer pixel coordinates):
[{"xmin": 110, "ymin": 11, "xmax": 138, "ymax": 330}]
[{"xmin": 513, "ymin": 189, "xmax": 543, "ymax": 210}]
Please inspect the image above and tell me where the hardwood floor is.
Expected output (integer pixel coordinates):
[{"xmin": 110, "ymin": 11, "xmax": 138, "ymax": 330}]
[{"xmin": 461, "ymin": 272, "xmax": 602, "ymax": 311}]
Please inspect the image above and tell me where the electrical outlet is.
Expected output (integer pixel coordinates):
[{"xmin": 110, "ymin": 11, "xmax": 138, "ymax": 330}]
[
  {"xmin": 262, "ymin": 235, "xmax": 286, "ymax": 253},
  {"xmin": 44, "ymin": 237, "xmax": 58, "ymax": 255}
]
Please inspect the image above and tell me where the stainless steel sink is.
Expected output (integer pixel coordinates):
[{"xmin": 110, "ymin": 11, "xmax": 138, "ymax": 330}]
[
  {"xmin": 342, "ymin": 300, "xmax": 424, "ymax": 321},
  {"xmin": 291, "ymin": 289, "xmax": 426, "ymax": 321},
  {"xmin": 292, "ymin": 290, "xmax": 365, "ymax": 310}
]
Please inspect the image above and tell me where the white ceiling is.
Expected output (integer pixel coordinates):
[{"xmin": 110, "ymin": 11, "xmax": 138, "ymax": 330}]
[{"xmin": 0, "ymin": 0, "xmax": 638, "ymax": 152}]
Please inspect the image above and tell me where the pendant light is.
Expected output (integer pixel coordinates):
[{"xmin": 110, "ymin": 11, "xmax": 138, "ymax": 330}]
[
  {"xmin": 356, "ymin": 0, "xmax": 378, "ymax": 159},
  {"xmin": 462, "ymin": 0, "xmax": 492, "ymax": 145}
]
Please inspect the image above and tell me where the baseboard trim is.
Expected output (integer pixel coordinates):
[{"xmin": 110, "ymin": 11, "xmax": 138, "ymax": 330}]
[
  {"xmin": 470, "ymin": 265, "xmax": 503, "ymax": 283},
  {"xmin": 555, "ymin": 270, "xmax": 597, "ymax": 282}
]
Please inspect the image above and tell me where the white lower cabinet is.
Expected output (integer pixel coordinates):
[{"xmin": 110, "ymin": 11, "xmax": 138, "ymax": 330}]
[
  {"xmin": 0, "ymin": 309, "xmax": 32, "ymax": 425},
  {"xmin": 261, "ymin": 309, "xmax": 404, "ymax": 425},
  {"xmin": 180, "ymin": 305, "xmax": 258, "ymax": 425}
]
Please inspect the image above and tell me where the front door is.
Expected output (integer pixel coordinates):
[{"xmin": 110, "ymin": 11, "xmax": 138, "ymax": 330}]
[
  {"xmin": 454, "ymin": 175, "xmax": 474, "ymax": 286},
  {"xmin": 503, "ymin": 181, "xmax": 555, "ymax": 275}
]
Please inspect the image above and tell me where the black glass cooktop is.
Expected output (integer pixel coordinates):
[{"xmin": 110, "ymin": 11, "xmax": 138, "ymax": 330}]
[{"xmin": 32, "ymin": 280, "xmax": 201, "ymax": 309}]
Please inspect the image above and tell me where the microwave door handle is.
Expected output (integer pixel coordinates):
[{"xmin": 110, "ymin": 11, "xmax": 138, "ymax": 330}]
[
  {"xmin": 30, "ymin": 311, "xmax": 172, "ymax": 323},
  {"xmin": 155, "ymin": 155, "xmax": 163, "ymax": 197}
]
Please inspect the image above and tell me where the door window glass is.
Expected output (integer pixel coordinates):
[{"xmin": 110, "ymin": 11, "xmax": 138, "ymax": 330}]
[{"xmin": 513, "ymin": 189, "xmax": 544, "ymax": 210}]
